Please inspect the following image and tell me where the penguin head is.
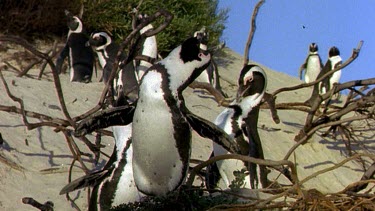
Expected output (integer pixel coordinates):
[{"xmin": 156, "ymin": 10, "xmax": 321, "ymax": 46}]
[
  {"xmin": 328, "ymin": 46, "xmax": 340, "ymax": 58},
  {"xmin": 237, "ymin": 65, "xmax": 267, "ymax": 104},
  {"xmin": 309, "ymin": 43, "xmax": 319, "ymax": 53},
  {"xmin": 88, "ymin": 32, "xmax": 112, "ymax": 51},
  {"xmin": 136, "ymin": 14, "xmax": 154, "ymax": 35},
  {"xmin": 168, "ymin": 36, "xmax": 211, "ymax": 90},
  {"xmin": 64, "ymin": 10, "xmax": 83, "ymax": 33},
  {"xmin": 179, "ymin": 36, "xmax": 210, "ymax": 64},
  {"xmin": 194, "ymin": 27, "xmax": 209, "ymax": 49}
]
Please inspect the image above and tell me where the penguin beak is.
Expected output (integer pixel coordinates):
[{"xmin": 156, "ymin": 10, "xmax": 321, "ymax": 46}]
[{"xmin": 236, "ymin": 76, "xmax": 253, "ymax": 101}]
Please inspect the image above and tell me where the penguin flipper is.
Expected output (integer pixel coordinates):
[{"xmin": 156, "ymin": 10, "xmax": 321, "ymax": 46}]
[
  {"xmin": 180, "ymin": 104, "xmax": 239, "ymax": 154},
  {"xmin": 298, "ymin": 62, "xmax": 307, "ymax": 80},
  {"xmin": 55, "ymin": 44, "xmax": 69, "ymax": 74},
  {"xmin": 60, "ymin": 168, "xmax": 111, "ymax": 195},
  {"xmin": 75, "ymin": 104, "xmax": 136, "ymax": 136}
]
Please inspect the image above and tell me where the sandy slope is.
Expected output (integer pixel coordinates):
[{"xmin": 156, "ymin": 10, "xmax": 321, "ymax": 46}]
[{"xmin": 0, "ymin": 46, "xmax": 371, "ymax": 210}]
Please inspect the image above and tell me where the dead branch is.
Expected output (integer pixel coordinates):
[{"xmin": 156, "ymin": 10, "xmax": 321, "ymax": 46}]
[
  {"xmin": 285, "ymin": 113, "xmax": 370, "ymax": 160},
  {"xmin": 292, "ymin": 80, "xmax": 375, "ymax": 152},
  {"xmin": 79, "ymin": 9, "xmax": 173, "ymax": 121},
  {"xmin": 22, "ymin": 197, "xmax": 54, "ymax": 211},
  {"xmin": 243, "ymin": 0, "xmax": 265, "ymax": 67},
  {"xmin": 263, "ymin": 92, "xmax": 280, "ymax": 123},
  {"xmin": 271, "ymin": 40, "xmax": 364, "ymax": 97},
  {"xmin": 17, "ymin": 49, "xmax": 52, "ymax": 77},
  {"xmin": 0, "ymin": 35, "xmax": 75, "ymax": 127},
  {"xmin": 189, "ymin": 81, "xmax": 233, "ymax": 106},
  {"xmin": 0, "ymin": 66, "xmax": 70, "ymax": 131},
  {"xmin": 299, "ymin": 153, "xmax": 375, "ymax": 186},
  {"xmin": 343, "ymin": 162, "xmax": 375, "ymax": 193},
  {"xmin": 38, "ymin": 41, "xmax": 60, "ymax": 80},
  {"xmin": 186, "ymin": 153, "xmax": 299, "ymax": 189},
  {"xmin": 189, "ymin": 82, "xmax": 281, "ymax": 123}
]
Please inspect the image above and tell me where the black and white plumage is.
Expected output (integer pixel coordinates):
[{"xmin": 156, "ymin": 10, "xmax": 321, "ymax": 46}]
[
  {"xmin": 56, "ymin": 10, "xmax": 94, "ymax": 83},
  {"xmin": 134, "ymin": 14, "xmax": 158, "ymax": 81},
  {"xmin": 88, "ymin": 31, "xmax": 121, "ymax": 83},
  {"xmin": 71, "ymin": 35, "xmax": 239, "ymax": 206},
  {"xmin": 88, "ymin": 31, "xmax": 139, "ymax": 103},
  {"xmin": 193, "ymin": 29, "xmax": 226, "ymax": 96},
  {"xmin": 320, "ymin": 46, "xmax": 342, "ymax": 95},
  {"xmin": 206, "ymin": 64, "xmax": 269, "ymax": 190},
  {"xmin": 131, "ymin": 36, "xmax": 212, "ymax": 196},
  {"xmin": 60, "ymin": 122, "xmax": 144, "ymax": 210},
  {"xmin": 299, "ymin": 43, "xmax": 323, "ymax": 83}
]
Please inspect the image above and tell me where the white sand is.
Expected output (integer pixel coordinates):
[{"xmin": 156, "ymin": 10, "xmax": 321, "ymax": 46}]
[{"xmin": 0, "ymin": 45, "xmax": 371, "ymax": 210}]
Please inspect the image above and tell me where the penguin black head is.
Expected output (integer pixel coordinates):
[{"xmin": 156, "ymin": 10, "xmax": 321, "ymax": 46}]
[
  {"xmin": 136, "ymin": 14, "xmax": 149, "ymax": 25},
  {"xmin": 194, "ymin": 27, "xmax": 208, "ymax": 46},
  {"xmin": 88, "ymin": 32, "xmax": 112, "ymax": 50},
  {"xmin": 64, "ymin": 10, "xmax": 83, "ymax": 33},
  {"xmin": 180, "ymin": 37, "xmax": 209, "ymax": 64},
  {"xmin": 328, "ymin": 46, "xmax": 340, "ymax": 58},
  {"xmin": 237, "ymin": 65, "xmax": 267, "ymax": 100},
  {"xmin": 309, "ymin": 43, "xmax": 318, "ymax": 53}
]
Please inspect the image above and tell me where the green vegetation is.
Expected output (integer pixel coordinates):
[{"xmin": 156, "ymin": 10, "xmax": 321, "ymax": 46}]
[{"xmin": 0, "ymin": 0, "xmax": 228, "ymax": 56}]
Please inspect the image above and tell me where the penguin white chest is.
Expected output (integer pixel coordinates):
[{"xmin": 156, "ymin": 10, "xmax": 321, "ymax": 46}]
[
  {"xmin": 213, "ymin": 108, "xmax": 249, "ymax": 188},
  {"xmin": 132, "ymin": 71, "xmax": 190, "ymax": 196},
  {"xmin": 306, "ymin": 55, "xmax": 321, "ymax": 83},
  {"xmin": 97, "ymin": 51, "xmax": 107, "ymax": 68}
]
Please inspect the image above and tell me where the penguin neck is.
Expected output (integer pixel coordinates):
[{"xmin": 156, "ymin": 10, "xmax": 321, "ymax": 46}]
[
  {"xmin": 68, "ymin": 21, "xmax": 83, "ymax": 37},
  {"xmin": 95, "ymin": 34, "xmax": 112, "ymax": 51},
  {"xmin": 96, "ymin": 51, "xmax": 107, "ymax": 68},
  {"xmin": 329, "ymin": 55, "xmax": 342, "ymax": 65},
  {"xmin": 159, "ymin": 46, "xmax": 198, "ymax": 93},
  {"xmin": 237, "ymin": 92, "xmax": 264, "ymax": 118},
  {"xmin": 309, "ymin": 51, "xmax": 318, "ymax": 55},
  {"xmin": 140, "ymin": 24, "xmax": 153, "ymax": 35}
]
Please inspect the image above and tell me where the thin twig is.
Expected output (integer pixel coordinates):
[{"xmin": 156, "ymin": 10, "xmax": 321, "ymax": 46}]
[{"xmin": 243, "ymin": 0, "xmax": 265, "ymax": 67}]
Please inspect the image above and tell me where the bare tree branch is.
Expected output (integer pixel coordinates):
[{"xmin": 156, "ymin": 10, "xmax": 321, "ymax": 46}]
[{"xmin": 243, "ymin": 0, "xmax": 265, "ymax": 67}]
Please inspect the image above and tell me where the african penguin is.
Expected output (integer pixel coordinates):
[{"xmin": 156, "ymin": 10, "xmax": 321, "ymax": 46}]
[
  {"xmin": 305, "ymin": 46, "xmax": 343, "ymax": 106},
  {"xmin": 56, "ymin": 10, "xmax": 94, "ymax": 83},
  {"xmin": 88, "ymin": 31, "xmax": 139, "ymax": 103},
  {"xmin": 134, "ymin": 14, "xmax": 158, "ymax": 81},
  {"xmin": 299, "ymin": 43, "xmax": 323, "ymax": 83},
  {"xmin": 88, "ymin": 31, "xmax": 119, "ymax": 82},
  {"xmin": 73, "ymin": 35, "xmax": 239, "ymax": 200},
  {"xmin": 131, "ymin": 35, "xmax": 212, "ymax": 196},
  {"xmin": 206, "ymin": 64, "xmax": 269, "ymax": 190},
  {"xmin": 320, "ymin": 46, "xmax": 342, "ymax": 96},
  {"xmin": 60, "ymin": 122, "xmax": 145, "ymax": 210}
]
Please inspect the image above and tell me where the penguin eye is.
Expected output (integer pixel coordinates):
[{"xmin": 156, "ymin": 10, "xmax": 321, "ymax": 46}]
[{"xmin": 243, "ymin": 76, "xmax": 253, "ymax": 86}]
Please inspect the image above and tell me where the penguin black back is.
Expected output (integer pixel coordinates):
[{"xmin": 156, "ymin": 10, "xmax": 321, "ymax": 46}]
[{"xmin": 56, "ymin": 10, "xmax": 94, "ymax": 83}]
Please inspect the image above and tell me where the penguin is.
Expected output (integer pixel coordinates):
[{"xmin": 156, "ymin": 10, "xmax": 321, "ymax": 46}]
[
  {"xmin": 60, "ymin": 122, "xmax": 145, "ymax": 210},
  {"xmin": 87, "ymin": 31, "xmax": 120, "ymax": 82},
  {"xmin": 206, "ymin": 64, "xmax": 269, "ymax": 190},
  {"xmin": 56, "ymin": 10, "xmax": 94, "ymax": 83},
  {"xmin": 320, "ymin": 46, "xmax": 342, "ymax": 96},
  {"xmin": 74, "ymin": 35, "xmax": 239, "ymax": 199},
  {"xmin": 88, "ymin": 31, "xmax": 139, "ymax": 103},
  {"xmin": 134, "ymin": 14, "xmax": 158, "ymax": 81},
  {"xmin": 131, "ymin": 36, "xmax": 212, "ymax": 196},
  {"xmin": 298, "ymin": 43, "xmax": 324, "ymax": 83},
  {"xmin": 305, "ymin": 46, "xmax": 342, "ymax": 105}
]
